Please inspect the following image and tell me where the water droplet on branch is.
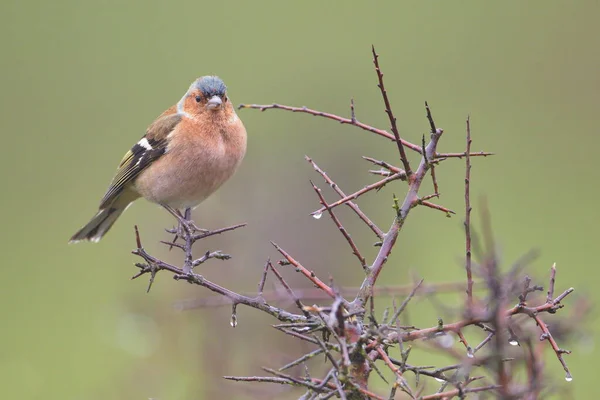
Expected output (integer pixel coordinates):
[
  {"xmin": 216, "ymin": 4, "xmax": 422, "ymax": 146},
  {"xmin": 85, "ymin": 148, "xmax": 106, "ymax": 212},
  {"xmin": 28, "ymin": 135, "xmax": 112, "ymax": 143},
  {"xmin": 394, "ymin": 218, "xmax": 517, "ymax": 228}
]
[
  {"xmin": 565, "ymin": 373, "xmax": 573, "ymax": 382},
  {"xmin": 230, "ymin": 304, "xmax": 238, "ymax": 328}
]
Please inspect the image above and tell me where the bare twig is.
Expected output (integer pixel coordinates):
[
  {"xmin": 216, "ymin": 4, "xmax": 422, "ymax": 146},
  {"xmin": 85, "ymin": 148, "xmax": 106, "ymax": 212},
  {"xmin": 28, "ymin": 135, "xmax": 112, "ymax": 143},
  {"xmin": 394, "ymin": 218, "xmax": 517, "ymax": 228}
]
[
  {"xmin": 271, "ymin": 242, "xmax": 337, "ymax": 299},
  {"xmin": 382, "ymin": 284, "xmax": 575, "ymax": 344},
  {"xmin": 533, "ymin": 314, "xmax": 572, "ymax": 381},
  {"xmin": 372, "ymin": 45, "xmax": 412, "ymax": 177},
  {"xmin": 311, "ymin": 180, "xmax": 367, "ymax": 270},
  {"xmin": 352, "ymin": 107, "xmax": 444, "ymax": 310},
  {"xmin": 311, "ymin": 172, "xmax": 406, "ymax": 217},
  {"xmin": 389, "ymin": 279, "xmax": 424, "ymax": 325},
  {"xmin": 420, "ymin": 384, "xmax": 500, "ymax": 400},
  {"xmin": 257, "ymin": 259, "xmax": 270, "ymax": 298},
  {"xmin": 238, "ymin": 103, "xmax": 418, "ymax": 150},
  {"xmin": 547, "ymin": 262, "xmax": 557, "ymax": 303},
  {"xmin": 465, "ymin": 116, "xmax": 474, "ymax": 309},
  {"xmin": 307, "ymin": 156, "xmax": 384, "ymax": 239},
  {"xmin": 239, "ymin": 103, "xmax": 492, "ymax": 159},
  {"xmin": 175, "ymin": 281, "xmax": 480, "ymax": 309},
  {"xmin": 268, "ymin": 262, "xmax": 311, "ymax": 318},
  {"xmin": 430, "ymin": 164, "xmax": 440, "ymax": 197},
  {"xmin": 362, "ymin": 156, "xmax": 403, "ymax": 175},
  {"xmin": 132, "ymin": 223, "xmax": 306, "ymax": 323}
]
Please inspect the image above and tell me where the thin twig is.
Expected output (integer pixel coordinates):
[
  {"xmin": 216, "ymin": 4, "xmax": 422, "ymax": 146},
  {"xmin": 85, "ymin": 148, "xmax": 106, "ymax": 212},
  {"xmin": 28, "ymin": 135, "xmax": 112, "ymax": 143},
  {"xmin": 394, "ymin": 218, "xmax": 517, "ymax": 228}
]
[
  {"xmin": 307, "ymin": 156, "xmax": 384, "ymax": 239},
  {"xmin": 257, "ymin": 259, "xmax": 270, "ymax": 297},
  {"xmin": 239, "ymin": 103, "xmax": 419, "ymax": 151},
  {"xmin": 279, "ymin": 349, "xmax": 325, "ymax": 372},
  {"xmin": 372, "ymin": 45, "xmax": 412, "ymax": 177},
  {"xmin": 191, "ymin": 223, "xmax": 247, "ymax": 241},
  {"xmin": 430, "ymin": 165, "xmax": 440, "ymax": 197},
  {"xmin": 311, "ymin": 172, "xmax": 406, "ymax": 217},
  {"xmin": 271, "ymin": 242, "xmax": 337, "ymax": 299},
  {"xmin": 240, "ymin": 102, "xmax": 492, "ymax": 161},
  {"xmin": 352, "ymin": 108, "xmax": 444, "ymax": 310},
  {"xmin": 533, "ymin": 314, "xmax": 572, "ymax": 381},
  {"xmin": 420, "ymin": 385, "xmax": 500, "ymax": 400},
  {"xmin": 311, "ymin": 180, "xmax": 367, "ymax": 270},
  {"xmin": 416, "ymin": 199, "xmax": 455, "ymax": 215},
  {"xmin": 389, "ymin": 279, "xmax": 424, "ymax": 325},
  {"xmin": 132, "ymin": 224, "xmax": 306, "ymax": 323},
  {"xmin": 268, "ymin": 262, "xmax": 311, "ymax": 318},
  {"xmin": 223, "ymin": 375, "xmax": 300, "ymax": 386},
  {"xmin": 375, "ymin": 347, "xmax": 412, "ymax": 396},
  {"xmin": 456, "ymin": 329, "xmax": 474, "ymax": 358},
  {"xmin": 465, "ymin": 116, "xmax": 474, "ymax": 309},
  {"xmin": 332, "ymin": 373, "xmax": 348, "ymax": 400},
  {"xmin": 382, "ymin": 287, "xmax": 575, "ymax": 344},
  {"xmin": 362, "ymin": 156, "xmax": 403, "ymax": 174},
  {"xmin": 175, "ymin": 281, "xmax": 479, "ymax": 309},
  {"xmin": 547, "ymin": 263, "xmax": 557, "ymax": 303}
]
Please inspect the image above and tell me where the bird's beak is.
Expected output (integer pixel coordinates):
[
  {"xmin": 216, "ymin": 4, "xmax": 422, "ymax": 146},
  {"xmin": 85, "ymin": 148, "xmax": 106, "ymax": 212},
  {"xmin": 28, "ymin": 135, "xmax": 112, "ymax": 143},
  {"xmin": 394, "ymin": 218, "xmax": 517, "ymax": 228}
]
[{"xmin": 206, "ymin": 95, "xmax": 223, "ymax": 110}]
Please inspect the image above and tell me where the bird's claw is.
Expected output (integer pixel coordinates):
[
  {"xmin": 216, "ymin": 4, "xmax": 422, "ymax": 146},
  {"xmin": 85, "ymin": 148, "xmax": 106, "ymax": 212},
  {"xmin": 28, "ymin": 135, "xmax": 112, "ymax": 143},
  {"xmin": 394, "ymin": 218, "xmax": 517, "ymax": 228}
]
[{"xmin": 166, "ymin": 218, "xmax": 209, "ymax": 250}]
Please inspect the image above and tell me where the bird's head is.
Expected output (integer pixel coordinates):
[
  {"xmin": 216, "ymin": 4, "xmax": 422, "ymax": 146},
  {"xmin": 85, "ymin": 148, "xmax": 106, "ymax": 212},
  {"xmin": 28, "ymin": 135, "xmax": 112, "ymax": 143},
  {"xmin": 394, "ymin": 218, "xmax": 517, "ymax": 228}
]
[{"xmin": 178, "ymin": 76, "xmax": 232, "ymax": 117}]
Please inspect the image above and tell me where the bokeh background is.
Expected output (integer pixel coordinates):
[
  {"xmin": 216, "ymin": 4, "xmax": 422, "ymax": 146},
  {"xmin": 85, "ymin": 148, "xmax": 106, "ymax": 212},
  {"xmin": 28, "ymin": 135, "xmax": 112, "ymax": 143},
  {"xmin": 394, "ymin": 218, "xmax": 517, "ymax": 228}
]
[{"xmin": 1, "ymin": 1, "xmax": 598, "ymax": 399}]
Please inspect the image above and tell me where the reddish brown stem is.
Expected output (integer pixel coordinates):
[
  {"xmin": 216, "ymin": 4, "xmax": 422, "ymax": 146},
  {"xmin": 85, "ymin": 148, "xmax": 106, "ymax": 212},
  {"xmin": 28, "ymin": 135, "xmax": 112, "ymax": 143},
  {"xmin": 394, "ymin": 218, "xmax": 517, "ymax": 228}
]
[
  {"xmin": 533, "ymin": 314, "xmax": 572, "ymax": 380},
  {"xmin": 352, "ymin": 114, "xmax": 444, "ymax": 310},
  {"xmin": 307, "ymin": 156, "xmax": 384, "ymax": 239},
  {"xmin": 311, "ymin": 181, "xmax": 367, "ymax": 269},
  {"xmin": 371, "ymin": 45, "xmax": 412, "ymax": 178},
  {"xmin": 311, "ymin": 172, "xmax": 406, "ymax": 217},
  {"xmin": 271, "ymin": 241, "xmax": 337, "ymax": 299}
]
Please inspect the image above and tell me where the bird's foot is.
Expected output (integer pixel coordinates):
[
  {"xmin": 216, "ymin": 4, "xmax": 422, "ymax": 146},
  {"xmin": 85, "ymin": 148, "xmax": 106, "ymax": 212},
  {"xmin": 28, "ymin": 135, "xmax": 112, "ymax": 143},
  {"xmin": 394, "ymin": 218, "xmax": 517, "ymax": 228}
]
[
  {"xmin": 173, "ymin": 218, "xmax": 209, "ymax": 236},
  {"xmin": 163, "ymin": 207, "xmax": 209, "ymax": 250}
]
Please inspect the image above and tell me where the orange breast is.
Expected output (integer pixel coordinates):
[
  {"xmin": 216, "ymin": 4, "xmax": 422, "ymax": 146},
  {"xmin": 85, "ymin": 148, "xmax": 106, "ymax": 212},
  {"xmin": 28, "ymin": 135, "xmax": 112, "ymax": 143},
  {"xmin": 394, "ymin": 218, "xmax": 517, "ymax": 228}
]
[{"xmin": 134, "ymin": 110, "xmax": 247, "ymax": 209}]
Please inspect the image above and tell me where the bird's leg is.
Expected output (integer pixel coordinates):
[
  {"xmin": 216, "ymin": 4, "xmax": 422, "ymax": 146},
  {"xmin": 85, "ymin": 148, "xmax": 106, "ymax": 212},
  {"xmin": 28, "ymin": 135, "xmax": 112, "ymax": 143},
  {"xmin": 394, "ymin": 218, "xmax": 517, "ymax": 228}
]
[
  {"xmin": 163, "ymin": 206, "xmax": 191, "ymax": 250},
  {"xmin": 163, "ymin": 206, "xmax": 208, "ymax": 241},
  {"xmin": 182, "ymin": 208, "xmax": 209, "ymax": 234}
]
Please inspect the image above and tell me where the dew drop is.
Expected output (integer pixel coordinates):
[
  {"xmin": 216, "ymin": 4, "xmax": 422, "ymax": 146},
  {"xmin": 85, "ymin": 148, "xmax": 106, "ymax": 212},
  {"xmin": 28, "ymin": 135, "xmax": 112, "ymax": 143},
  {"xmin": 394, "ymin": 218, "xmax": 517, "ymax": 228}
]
[
  {"xmin": 435, "ymin": 376, "xmax": 445, "ymax": 382},
  {"xmin": 565, "ymin": 373, "xmax": 573, "ymax": 382},
  {"xmin": 509, "ymin": 339, "xmax": 519, "ymax": 346},
  {"xmin": 230, "ymin": 304, "xmax": 238, "ymax": 328},
  {"xmin": 312, "ymin": 211, "xmax": 323, "ymax": 220},
  {"xmin": 467, "ymin": 348, "xmax": 474, "ymax": 358}
]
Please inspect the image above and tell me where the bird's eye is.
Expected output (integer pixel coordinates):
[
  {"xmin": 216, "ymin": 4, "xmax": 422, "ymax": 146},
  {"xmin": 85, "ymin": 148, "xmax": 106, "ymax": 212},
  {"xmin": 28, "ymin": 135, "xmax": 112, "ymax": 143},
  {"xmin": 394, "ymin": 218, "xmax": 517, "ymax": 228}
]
[
  {"xmin": 223, "ymin": 95, "xmax": 228, "ymax": 103},
  {"xmin": 195, "ymin": 95, "xmax": 202, "ymax": 103}
]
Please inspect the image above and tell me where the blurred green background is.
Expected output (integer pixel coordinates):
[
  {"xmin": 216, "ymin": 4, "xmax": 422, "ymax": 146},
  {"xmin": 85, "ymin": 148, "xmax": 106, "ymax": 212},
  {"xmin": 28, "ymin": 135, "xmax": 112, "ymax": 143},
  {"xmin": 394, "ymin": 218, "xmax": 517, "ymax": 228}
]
[{"xmin": 1, "ymin": 1, "xmax": 597, "ymax": 398}]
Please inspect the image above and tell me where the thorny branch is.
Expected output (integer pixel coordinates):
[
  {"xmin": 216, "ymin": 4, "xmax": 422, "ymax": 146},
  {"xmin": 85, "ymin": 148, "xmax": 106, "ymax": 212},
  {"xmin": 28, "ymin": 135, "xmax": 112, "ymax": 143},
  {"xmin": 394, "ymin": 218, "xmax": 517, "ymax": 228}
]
[
  {"xmin": 131, "ymin": 225, "xmax": 306, "ymax": 324},
  {"xmin": 371, "ymin": 45, "xmax": 412, "ymax": 178},
  {"xmin": 128, "ymin": 48, "xmax": 581, "ymax": 399}
]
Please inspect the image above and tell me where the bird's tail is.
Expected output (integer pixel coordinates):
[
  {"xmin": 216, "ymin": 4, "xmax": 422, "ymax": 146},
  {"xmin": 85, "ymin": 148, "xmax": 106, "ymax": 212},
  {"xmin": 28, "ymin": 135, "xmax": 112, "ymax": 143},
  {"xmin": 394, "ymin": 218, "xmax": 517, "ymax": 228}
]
[{"xmin": 69, "ymin": 205, "xmax": 127, "ymax": 243}]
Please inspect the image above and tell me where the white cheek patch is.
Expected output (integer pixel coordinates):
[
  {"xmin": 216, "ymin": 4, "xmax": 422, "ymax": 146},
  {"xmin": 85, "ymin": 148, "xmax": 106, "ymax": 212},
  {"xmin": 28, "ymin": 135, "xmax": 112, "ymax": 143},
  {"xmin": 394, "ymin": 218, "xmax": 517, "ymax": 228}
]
[{"xmin": 138, "ymin": 137, "xmax": 153, "ymax": 150}]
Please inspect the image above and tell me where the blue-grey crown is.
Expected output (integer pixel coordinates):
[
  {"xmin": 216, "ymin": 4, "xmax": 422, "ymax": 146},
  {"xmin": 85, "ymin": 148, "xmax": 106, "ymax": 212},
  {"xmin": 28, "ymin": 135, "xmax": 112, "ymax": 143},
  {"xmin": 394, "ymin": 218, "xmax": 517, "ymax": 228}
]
[{"xmin": 196, "ymin": 76, "xmax": 227, "ymax": 98}]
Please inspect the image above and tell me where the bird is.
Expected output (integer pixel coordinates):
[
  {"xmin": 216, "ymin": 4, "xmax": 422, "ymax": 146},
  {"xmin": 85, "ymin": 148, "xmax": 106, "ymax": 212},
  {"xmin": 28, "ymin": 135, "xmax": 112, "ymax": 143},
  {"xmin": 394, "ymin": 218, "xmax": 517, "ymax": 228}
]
[{"xmin": 69, "ymin": 76, "xmax": 247, "ymax": 243}]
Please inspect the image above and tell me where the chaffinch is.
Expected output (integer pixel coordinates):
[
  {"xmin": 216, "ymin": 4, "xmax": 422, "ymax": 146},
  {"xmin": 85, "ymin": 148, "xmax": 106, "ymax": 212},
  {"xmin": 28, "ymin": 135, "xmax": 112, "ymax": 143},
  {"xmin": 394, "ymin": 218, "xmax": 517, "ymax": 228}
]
[{"xmin": 70, "ymin": 76, "xmax": 247, "ymax": 243}]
